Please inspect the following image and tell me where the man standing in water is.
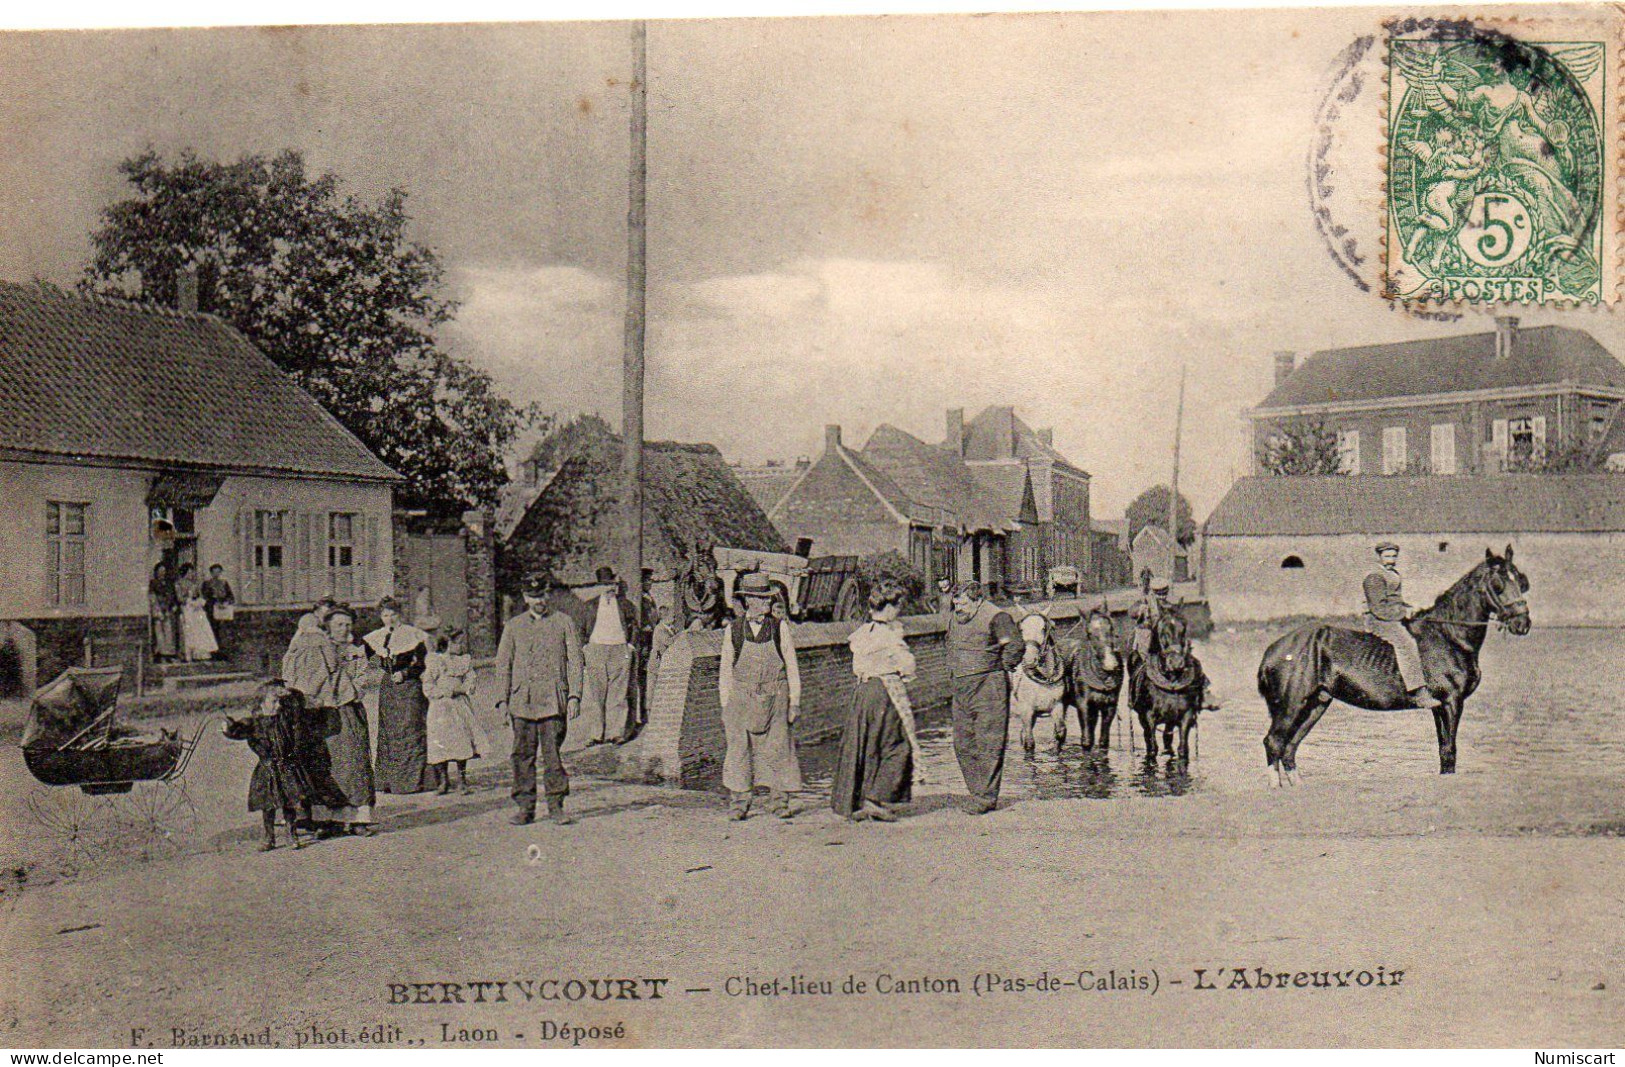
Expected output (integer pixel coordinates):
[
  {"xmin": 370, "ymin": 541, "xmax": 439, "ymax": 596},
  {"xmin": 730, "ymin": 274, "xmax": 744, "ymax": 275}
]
[{"xmin": 947, "ymin": 581, "xmax": 1023, "ymax": 814}]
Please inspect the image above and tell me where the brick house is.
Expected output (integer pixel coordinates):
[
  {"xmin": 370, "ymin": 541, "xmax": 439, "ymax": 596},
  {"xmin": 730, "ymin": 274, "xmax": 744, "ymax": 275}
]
[
  {"xmin": 770, "ymin": 406, "xmax": 1091, "ymax": 594},
  {"xmin": 1251, "ymin": 318, "xmax": 1625, "ymax": 476},
  {"xmin": 953, "ymin": 405, "xmax": 1094, "ymax": 584},
  {"xmin": 1202, "ymin": 473, "xmax": 1625, "ymax": 625},
  {"xmin": 0, "ymin": 281, "xmax": 399, "ymax": 695}
]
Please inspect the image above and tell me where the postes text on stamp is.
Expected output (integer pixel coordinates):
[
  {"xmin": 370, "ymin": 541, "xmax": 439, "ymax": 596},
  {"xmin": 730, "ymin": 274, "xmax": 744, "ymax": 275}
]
[{"xmin": 1386, "ymin": 20, "xmax": 1618, "ymax": 306}]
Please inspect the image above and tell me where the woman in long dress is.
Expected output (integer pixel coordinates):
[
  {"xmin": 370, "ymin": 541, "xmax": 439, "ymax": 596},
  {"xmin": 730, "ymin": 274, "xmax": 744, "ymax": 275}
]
[
  {"xmin": 366, "ymin": 598, "xmax": 435, "ymax": 794},
  {"xmin": 285, "ymin": 606, "xmax": 375, "ymax": 836},
  {"xmin": 148, "ymin": 562, "xmax": 179, "ymax": 661},
  {"xmin": 831, "ymin": 579, "xmax": 926, "ymax": 823},
  {"xmin": 175, "ymin": 563, "xmax": 218, "ymax": 662}
]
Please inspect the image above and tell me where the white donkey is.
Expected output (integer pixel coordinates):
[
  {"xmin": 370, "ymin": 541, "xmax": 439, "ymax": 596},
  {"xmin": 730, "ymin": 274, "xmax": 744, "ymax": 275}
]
[{"xmin": 1010, "ymin": 610, "xmax": 1070, "ymax": 752}]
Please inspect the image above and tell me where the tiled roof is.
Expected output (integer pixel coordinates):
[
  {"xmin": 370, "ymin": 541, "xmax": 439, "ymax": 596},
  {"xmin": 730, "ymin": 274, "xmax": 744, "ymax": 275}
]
[
  {"xmin": 961, "ymin": 405, "xmax": 1084, "ymax": 473},
  {"xmin": 1258, "ymin": 326, "xmax": 1625, "ymax": 410},
  {"xmin": 967, "ymin": 461, "xmax": 1036, "ymax": 525},
  {"xmin": 860, "ymin": 423, "xmax": 1015, "ymax": 532},
  {"xmin": 1205, "ymin": 474, "xmax": 1625, "ymax": 537},
  {"xmin": 734, "ymin": 466, "xmax": 804, "ymax": 515},
  {"xmin": 0, "ymin": 281, "xmax": 396, "ymax": 481}
]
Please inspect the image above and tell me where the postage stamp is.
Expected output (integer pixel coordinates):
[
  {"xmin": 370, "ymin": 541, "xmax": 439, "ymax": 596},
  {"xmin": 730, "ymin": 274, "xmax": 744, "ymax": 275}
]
[{"xmin": 1385, "ymin": 14, "xmax": 1623, "ymax": 306}]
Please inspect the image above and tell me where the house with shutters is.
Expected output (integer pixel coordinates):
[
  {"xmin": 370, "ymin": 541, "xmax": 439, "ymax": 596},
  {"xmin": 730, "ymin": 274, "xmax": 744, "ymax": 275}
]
[
  {"xmin": 1250, "ymin": 317, "xmax": 1625, "ymax": 476},
  {"xmin": 0, "ymin": 280, "xmax": 399, "ymax": 694}
]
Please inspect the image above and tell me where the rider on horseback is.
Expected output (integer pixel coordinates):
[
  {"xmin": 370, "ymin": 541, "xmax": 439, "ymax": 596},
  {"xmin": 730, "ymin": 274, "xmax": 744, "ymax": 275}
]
[{"xmin": 1362, "ymin": 542, "xmax": 1441, "ymax": 709}]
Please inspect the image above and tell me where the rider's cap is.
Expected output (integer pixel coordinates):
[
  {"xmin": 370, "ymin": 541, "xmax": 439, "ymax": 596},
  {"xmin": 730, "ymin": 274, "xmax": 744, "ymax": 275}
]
[
  {"xmin": 1375, "ymin": 541, "xmax": 1400, "ymax": 555},
  {"xmin": 1150, "ymin": 577, "xmax": 1171, "ymax": 592}
]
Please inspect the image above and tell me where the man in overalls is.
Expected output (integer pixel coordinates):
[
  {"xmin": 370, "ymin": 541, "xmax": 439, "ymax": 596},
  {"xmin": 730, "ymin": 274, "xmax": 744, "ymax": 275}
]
[
  {"xmin": 947, "ymin": 581, "xmax": 1023, "ymax": 814},
  {"xmin": 718, "ymin": 572, "xmax": 803, "ymax": 820},
  {"xmin": 1363, "ymin": 542, "xmax": 1440, "ymax": 708}
]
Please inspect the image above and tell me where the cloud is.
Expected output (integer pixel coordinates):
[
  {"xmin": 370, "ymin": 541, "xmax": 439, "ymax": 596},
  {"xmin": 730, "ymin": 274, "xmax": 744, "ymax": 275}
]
[
  {"xmin": 441, "ymin": 263, "xmax": 623, "ymax": 418},
  {"xmin": 444, "ymin": 256, "xmax": 1277, "ymax": 517}
]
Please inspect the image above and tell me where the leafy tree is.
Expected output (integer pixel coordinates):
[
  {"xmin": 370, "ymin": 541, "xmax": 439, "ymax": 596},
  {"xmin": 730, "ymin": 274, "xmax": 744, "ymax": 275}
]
[
  {"xmin": 1125, "ymin": 485, "xmax": 1196, "ymax": 547},
  {"xmin": 1259, "ymin": 420, "xmax": 1346, "ymax": 477},
  {"xmin": 82, "ymin": 148, "xmax": 539, "ymax": 515},
  {"xmin": 858, "ymin": 550, "xmax": 930, "ymax": 615}
]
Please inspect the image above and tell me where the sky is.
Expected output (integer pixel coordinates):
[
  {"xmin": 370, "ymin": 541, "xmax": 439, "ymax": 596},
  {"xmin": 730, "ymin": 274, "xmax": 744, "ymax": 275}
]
[{"xmin": 3, "ymin": 10, "xmax": 1623, "ymax": 518}]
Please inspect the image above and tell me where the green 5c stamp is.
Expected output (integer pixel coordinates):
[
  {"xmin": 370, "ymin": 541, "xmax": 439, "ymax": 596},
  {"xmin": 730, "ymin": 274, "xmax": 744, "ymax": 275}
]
[{"xmin": 1386, "ymin": 23, "xmax": 1618, "ymax": 306}]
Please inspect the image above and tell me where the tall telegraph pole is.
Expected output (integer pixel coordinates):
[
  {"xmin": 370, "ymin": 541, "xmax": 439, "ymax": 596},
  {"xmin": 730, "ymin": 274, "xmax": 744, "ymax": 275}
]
[
  {"xmin": 1168, "ymin": 362, "xmax": 1187, "ymax": 578},
  {"xmin": 621, "ymin": 21, "xmax": 648, "ymax": 636}
]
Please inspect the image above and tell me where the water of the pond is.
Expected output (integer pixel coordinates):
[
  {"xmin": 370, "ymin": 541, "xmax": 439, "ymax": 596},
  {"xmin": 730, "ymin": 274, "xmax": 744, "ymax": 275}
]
[{"xmin": 773, "ymin": 627, "xmax": 1625, "ymax": 802}]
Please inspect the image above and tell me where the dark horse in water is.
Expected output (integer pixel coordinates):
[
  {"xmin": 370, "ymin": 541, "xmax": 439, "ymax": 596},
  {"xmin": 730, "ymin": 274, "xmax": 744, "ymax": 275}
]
[
  {"xmin": 1258, "ymin": 546, "xmax": 1531, "ymax": 786},
  {"xmin": 1129, "ymin": 611, "xmax": 1209, "ymax": 762}
]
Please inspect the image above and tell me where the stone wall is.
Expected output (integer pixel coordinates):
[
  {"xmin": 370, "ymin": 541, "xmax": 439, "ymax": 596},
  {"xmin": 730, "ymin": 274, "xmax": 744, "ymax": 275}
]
[{"xmin": 626, "ymin": 591, "xmax": 1205, "ymax": 787}]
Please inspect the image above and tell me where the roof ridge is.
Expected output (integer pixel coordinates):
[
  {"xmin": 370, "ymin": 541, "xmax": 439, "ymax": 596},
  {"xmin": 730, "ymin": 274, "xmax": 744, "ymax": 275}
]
[{"xmin": 2, "ymin": 277, "xmax": 224, "ymax": 325}]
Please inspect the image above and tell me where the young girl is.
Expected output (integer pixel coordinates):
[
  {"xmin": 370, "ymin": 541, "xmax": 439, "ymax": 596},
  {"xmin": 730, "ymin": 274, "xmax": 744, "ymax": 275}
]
[
  {"xmin": 223, "ymin": 680, "xmax": 316, "ymax": 851},
  {"xmin": 423, "ymin": 628, "xmax": 488, "ymax": 794}
]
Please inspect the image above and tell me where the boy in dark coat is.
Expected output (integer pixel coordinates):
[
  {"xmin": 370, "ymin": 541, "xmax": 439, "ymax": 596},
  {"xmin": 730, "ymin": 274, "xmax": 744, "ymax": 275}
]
[{"xmin": 223, "ymin": 680, "xmax": 321, "ymax": 851}]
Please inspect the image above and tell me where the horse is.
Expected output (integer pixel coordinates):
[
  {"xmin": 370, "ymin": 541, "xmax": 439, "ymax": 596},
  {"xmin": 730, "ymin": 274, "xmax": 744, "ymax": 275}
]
[
  {"xmin": 1257, "ymin": 545, "xmax": 1531, "ymax": 786},
  {"xmin": 1131, "ymin": 611, "xmax": 1207, "ymax": 762},
  {"xmin": 1011, "ymin": 612, "xmax": 1070, "ymax": 753},
  {"xmin": 1066, "ymin": 609, "xmax": 1125, "ymax": 752}
]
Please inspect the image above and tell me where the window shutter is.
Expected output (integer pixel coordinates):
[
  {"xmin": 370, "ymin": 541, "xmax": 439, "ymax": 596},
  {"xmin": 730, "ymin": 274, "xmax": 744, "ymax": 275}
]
[
  {"xmin": 300, "ymin": 513, "xmax": 315, "ymax": 604},
  {"xmin": 1532, "ymin": 416, "xmax": 1547, "ymax": 453},
  {"xmin": 238, "ymin": 508, "xmax": 255, "ymax": 605},
  {"xmin": 361, "ymin": 513, "xmax": 380, "ymax": 601},
  {"xmin": 1491, "ymin": 419, "xmax": 1509, "ymax": 471}
]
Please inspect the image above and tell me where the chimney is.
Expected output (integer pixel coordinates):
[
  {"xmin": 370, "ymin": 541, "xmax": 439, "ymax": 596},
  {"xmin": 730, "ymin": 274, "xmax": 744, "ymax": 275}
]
[
  {"xmin": 1037, "ymin": 428, "xmax": 1054, "ymax": 447},
  {"xmin": 176, "ymin": 268, "xmax": 199, "ymax": 314},
  {"xmin": 1272, "ymin": 350, "xmax": 1296, "ymax": 387},
  {"xmin": 824, "ymin": 424, "xmax": 843, "ymax": 453},
  {"xmin": 1494, "ymin": 316, "xmax": 1519, "ymax": 360},
  {"xmin": 946, "ymin": 408, "xmax": 965, "ymax": 455}
]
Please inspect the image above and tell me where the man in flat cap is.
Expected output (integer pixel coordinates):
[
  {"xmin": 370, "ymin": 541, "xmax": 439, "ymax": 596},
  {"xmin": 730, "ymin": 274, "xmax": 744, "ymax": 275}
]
[
  {"xmin": 580, "ymin": 565, "xmax": 636, "ymax": 746},
  {"xmin": 1363, "ymin": 542, "xmax": 1440, "ymax": 708},
  {"xmin": 495, "ymin": 571, "xmax": 584, "ymax": 825}
]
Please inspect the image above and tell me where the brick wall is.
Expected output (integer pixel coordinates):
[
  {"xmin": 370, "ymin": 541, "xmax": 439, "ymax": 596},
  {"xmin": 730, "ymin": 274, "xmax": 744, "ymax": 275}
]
[
  {"xmin": 626, "ymin": 592, "xmax": 1206, "ymax": 787},
  {"xmin": 462, "ymin": 509, "xmax": 498, "ymax": 657}
]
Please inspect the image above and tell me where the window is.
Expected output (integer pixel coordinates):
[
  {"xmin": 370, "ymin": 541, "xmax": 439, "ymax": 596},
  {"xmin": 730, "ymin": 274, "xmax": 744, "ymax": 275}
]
[
  {"xmin": 1336, "ymin": 429, "xmax": 1361, "ymax": 475},
  {"xmin": 328, "ymin": 512, "xmax": 359, "ymax": 599},
  {"xmin": 1506, "ymin": 416, "xmax": 1547, "ymax": 466},
  {"xmin": 1430, "ymin": 423, "xmax": 1457, "ymax": 475},
  {"xmin": 1590, "ymin": 401, "xmax": 1614, "ymax": 443},
  {"xmin": 46, "ymin": 502, "xmax": 88, "ymax": 606},
  {"xmin": 1381, "ymin": 426, "xmax": 1407, "ymax": 474},
  {"xmin": 1280, "ymin": 555, "xmax": 1304, "ymax": 569},
  {"xmin": 250, "ymin": 509, "xmax": 288, "ymax": 604}
]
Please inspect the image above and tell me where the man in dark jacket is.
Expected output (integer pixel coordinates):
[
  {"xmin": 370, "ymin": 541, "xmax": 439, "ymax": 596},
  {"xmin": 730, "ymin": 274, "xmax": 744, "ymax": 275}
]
[
  {"xmin": 495, "ymin": 571, "xmax": 583, "ymax": 825},
  {"xmin": 948, "ymin": 581, "xmax": 1023, "ymax": 814}
]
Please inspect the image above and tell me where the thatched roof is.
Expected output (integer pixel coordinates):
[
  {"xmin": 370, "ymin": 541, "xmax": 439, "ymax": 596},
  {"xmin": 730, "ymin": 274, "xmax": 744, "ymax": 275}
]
[{"xmin": 502, "ymin": 416, "xmax": 784, "ymax": 583}]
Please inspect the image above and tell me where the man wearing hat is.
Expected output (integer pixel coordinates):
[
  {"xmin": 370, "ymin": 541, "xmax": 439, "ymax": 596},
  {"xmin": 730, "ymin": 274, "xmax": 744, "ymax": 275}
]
[
  {"xmin": 579, "ymin": 565, "xmax": 637, "ymax": 746},
  {"xmin": 718, "ymin": 571, "xmax": 802, "ymax": 820},
  {"xmin": 1364, "ymin": 542, "xmax": 1440, "ymax": 708},
  {"xmin": 947, "ymin": 581, "xmax": 1023, "ymax": 814},
  {"xmin": 1127, "ymin": 575, "xmax": 1173, "ymax": 711},
  {"xmin": 495, "ymin": 571, "xmax": 584, "ymax": 825}
]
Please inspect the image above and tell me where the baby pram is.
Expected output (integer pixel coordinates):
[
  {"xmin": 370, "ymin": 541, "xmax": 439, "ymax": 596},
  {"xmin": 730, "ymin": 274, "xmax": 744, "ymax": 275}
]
[{"xmin": 21, "ymin": 667, "xmax": 203, "ymax": 795}]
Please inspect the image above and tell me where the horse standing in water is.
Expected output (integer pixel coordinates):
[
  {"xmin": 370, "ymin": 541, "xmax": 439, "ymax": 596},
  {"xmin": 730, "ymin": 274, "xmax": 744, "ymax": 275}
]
[
  {"xmin": 1132, "ymin": 611, "xmax": 1210, "ymax": 762},
  {"xmin": 1257, "ymin": 546, "xmax": 1531, "ymax": 786},
  {"xmin": 1066, "ymin": 610, "xmax": 1125, "ymax": 752}
]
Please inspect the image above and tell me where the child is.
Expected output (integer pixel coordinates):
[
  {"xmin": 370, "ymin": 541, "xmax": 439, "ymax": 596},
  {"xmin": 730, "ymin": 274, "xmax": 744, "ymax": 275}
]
[
  {"xmin": 223, "ymin": 680, "xmax": 317, "ymax": 851},
  {"xmin": 423, "ymin": 628, "xmax": 488, "ymax": 794}
]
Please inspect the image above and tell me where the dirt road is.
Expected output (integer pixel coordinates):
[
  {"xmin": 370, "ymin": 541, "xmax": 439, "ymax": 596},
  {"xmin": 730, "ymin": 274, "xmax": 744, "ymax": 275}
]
[{"xmin": 1, "ymin": 764, "xmax": 1621, "ymax": 1048}]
